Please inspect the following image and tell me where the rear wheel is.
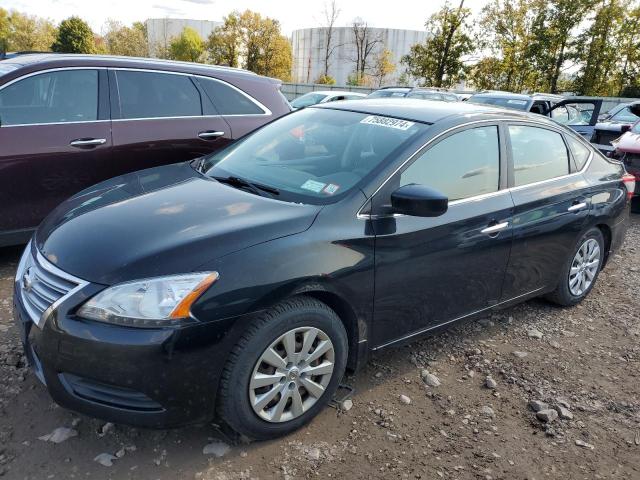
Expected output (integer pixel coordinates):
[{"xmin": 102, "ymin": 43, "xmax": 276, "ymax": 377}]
[
  {"xmin": 546, "ymin": 227, "xmax": 604, "ymax": 306},
  {"xmin": 631, "ymin": 196, "xmax": 640, "ymax": 214},
  {"xmin": 217, "ymin": 297, "xmax": 347, "ymax": 440}
]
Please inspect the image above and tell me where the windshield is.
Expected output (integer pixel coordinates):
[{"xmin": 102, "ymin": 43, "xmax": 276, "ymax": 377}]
[
  {"xmin": 367, "ymin": 89, "xmax": 409, "ymax": 98},
  {"xmin": 611, "ymin": 107, "xmax": 639, "ymax": 123},
  {"xmin": 632, "ymin": 121, "xmax": 640, "ymax": 134},
  {"xmin": 290, "ymin": 93, "xmax": 329, "ymax": 108},
  {"xmin": 469, "ymin": 95, "xmax": 530, "ymax": 111},
  {"xmin": 201, "ymin": 108, "xmax": 427, "ymax": 204}
]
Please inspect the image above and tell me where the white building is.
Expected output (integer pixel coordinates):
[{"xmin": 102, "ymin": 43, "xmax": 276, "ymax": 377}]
[
  {"xmin": 145, "ymin": 18, "xmax": 222, "ymax": 57},
  {"xmin": 291, "ymin": 27, "xmax": 427, "ymax": 86}
]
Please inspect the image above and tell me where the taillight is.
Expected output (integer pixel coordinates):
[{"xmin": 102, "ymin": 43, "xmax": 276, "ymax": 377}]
[{"xmin": 623, "ymin": 173, "xmax": 636, "ymax": 200}]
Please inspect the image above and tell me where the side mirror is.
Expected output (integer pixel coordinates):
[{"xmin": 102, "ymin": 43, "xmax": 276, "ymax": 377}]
[
  {"xmin": 390, "ymin": 184, "xmax": 448, "ymax": 217},
  {"xmin": 621, "ymin": 124, "xmax": 632, "ymax": 133}
]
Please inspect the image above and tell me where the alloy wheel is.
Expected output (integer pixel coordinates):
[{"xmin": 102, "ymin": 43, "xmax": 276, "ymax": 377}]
[
  {"xmin": 568, "ymin": 238, "xmax": 600, "ymax": 296},
  {"xmin": 249, "ymin": 327, "xmax": 335, "ymax": 423}
]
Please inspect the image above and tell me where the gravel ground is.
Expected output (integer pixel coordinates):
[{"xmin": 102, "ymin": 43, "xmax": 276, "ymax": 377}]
[{"xmin": 0, "ymin": 215, "xmax": 639, "ymax": 480}]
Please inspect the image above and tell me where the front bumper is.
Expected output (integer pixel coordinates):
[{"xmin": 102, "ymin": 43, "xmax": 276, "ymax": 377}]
[{"xmin": 13, "ymin": 253, "xmax": 246, "ymax": 428}]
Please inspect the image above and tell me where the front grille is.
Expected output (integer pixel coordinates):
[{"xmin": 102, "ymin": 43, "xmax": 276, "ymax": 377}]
[
  {"xmin": 15, "ymin": 243, "xmax": 85, "ymax": 328},
  {"xmin": 60, "ymin": 373, "xmax": 164, "ymax": 412}
]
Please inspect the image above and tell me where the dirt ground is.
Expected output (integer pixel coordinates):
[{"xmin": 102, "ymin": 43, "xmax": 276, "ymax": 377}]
[{"xmin": 0, "ymin": 215, "xmax": 639, "ymax": 480}]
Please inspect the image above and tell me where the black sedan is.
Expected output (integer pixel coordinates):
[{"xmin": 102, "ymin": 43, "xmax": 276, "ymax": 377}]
[{"xmin": 13, "ymin": 99, "xmax": 634, "ymax": 440}]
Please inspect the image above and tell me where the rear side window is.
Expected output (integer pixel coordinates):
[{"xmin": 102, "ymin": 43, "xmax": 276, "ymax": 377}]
[
  {"xmin": 116, "ymin": 70, "xmax": 201, "ymax": 119},
  {"xmin": 509, "ymin": 125, "xmax": 569, "ymax": 186},
  {"xmin": 0, "ymin": 69, "xmax": 98, "ymax": 126},
  {"xmin": 566, "ymin": 136, "xmax": 591, "ymax": 170},
  {"xmin": 400, "ymin": 126, "xmax": 500, "ymax": 201},
  {"xmin": 198, "ymin": 77, "xmax": 264, "ymax": 115}
]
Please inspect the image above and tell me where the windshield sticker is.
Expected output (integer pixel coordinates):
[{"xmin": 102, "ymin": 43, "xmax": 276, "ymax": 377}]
[
  {"xmin": 323, "ymin": 183, "xmax": 340, "ymax": 195},
  {"xmin": 360, "ymin": 115, "xmax": 415, "ymax": 131},
  {"xmin": 507, "ymin": 99, "xmax": 528, "ymax": 105},
  {"xmin": 301, "ymin": 179, "xmax": 326, "ymax": 193}
]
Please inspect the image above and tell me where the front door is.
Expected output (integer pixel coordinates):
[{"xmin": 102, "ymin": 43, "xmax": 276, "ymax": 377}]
[
  {"xmin": 109, "ymin": 69, "xmax": 232, "ymax": 173},
  {"xmin": 371, "ymin": 124, "xmax": 513, "ymax": 347},
  {"xmin": 548, "ymin": 99, "xmax": 603, "ymax": 140},
  {"xmin": 0, "ymin": 68, "xmax": 111, "ymax": 236}
]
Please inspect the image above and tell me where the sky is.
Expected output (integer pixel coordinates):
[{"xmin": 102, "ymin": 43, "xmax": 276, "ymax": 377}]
[{"xmin": 0, "ymin": 0, "xmax": 489, "ymax": 36}]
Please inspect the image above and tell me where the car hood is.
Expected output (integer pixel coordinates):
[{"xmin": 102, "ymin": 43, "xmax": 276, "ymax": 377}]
[
  {"xmin": 36, "ymin": 162, "xmax": 321, "ymax": 285},
  {"xmin": 613, "ymin": 131, "xmax": 640, "ymax": 154}
]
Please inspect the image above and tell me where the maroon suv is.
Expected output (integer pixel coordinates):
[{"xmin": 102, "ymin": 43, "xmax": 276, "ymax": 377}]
[{"xmin": 0, "ymin": 54, "xmax": 291, "ymax": 246}]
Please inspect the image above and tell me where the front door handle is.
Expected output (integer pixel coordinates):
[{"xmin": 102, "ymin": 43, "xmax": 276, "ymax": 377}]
[
  {"xmin": 69, "ymin": 138, "xmax": 107, "ymax": 148},
  {"xmin": 198, "ymin": 131, "xmax": 225, "ymax": 140},
  {"xmin": 568, "ymin": 201, "xmax": 588, "ymax": 212},
  {"xmin": 481, "ymin": 221, "xmax": 509, "ymax": 235}
]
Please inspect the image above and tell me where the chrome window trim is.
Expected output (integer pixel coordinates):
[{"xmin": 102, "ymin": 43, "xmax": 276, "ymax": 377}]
[
  {"xmin": 356, "ymin": 118, "xmax": 595, "ymax": 220},
  {"xmin": 113, "ymin": 67, "xmax": 272, "ymax": 118},
  {"xmin": 111, "ymin": 115, "xmax": 226, "ymax": 123},
  {"xmin": 0, "ymin": 67, "xmax": 104, "ymax": 128},
  {"xmin": 1, "ymin": 119, "xmax": 111, "ymax": 128}
]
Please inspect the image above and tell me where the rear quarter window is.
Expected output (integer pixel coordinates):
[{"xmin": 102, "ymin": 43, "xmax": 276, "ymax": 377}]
[
  {"xmin": 198, "ymin": 77, "xmax": 265, "ymax": 115},
  {"xmin": 566, "ymin": 136, "xmax": 592, "ymax": 170}
]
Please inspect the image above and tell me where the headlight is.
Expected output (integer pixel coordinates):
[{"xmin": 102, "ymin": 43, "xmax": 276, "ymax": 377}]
[{"xmin": 77, "ymin": 272, "xmax": 219, "ymax": 328}]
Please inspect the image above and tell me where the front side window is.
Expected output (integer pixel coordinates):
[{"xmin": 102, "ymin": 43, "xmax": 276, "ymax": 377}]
[
  {"xmin": 198, "ymin": 77, "xmax": 264, "ymax": 114},
  {"xmin": 202, "ymin": 108, "xmax": 427, "ymax": 204},
  {"xmin": 509, "ymin": 125, "xmax": 569, "ymax": 187},
  {"xmin": 0, "ymin": 69, "xmax": 98, "ymax": 126},
  {"xmin": 116, "ymin": 70, "xmax": 201, "ymax": 119},
  {"xmin": 399, "ymin": 126, "xmax": 500, "ymax": 201}
]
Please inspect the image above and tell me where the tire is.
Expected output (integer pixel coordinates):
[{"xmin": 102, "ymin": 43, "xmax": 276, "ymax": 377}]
[
  {"xmin": 217, "ymin": 296, "xmax": 348, "ymax": 440},
  {"xmin": 631, "ymin": 196, "xmax": 640, "ymax": 214},
  {"xmin": 546, "ymin": 227, "xmax": 605, "ymax": 307}
]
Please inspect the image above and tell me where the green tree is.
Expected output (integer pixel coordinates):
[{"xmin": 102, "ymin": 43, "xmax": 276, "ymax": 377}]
[
  {"xmin": 206, "ymin": 10, "xmax": 292, "ymax": 80},
  {"xmin": 169, "ymin": 26, "xmax": 204, "ymax": 62},
  {"xmin": 8, "ymin": 11, "xmax": 57, "ymax": 52},
  {"xmin": 51, "ymin": 16, "xmax": 96, "ymax": 53},
  {"xmin": 573, "ymin": 0, "xmax": 625, "ymax": 95},
  {"xmin": 401, "ymin": 1, "xmax": 474, "ymax": 88},
  {"xmin": 372, "ymin": 48, "xmax": 396, "ymax": 87},
  {"xmin": 207, "ymin": 12, "xmax": 242, "ymax": 66},
  {"xmin": 103, "ymin": 20, "xmax": 148, "ymax": 57},
  {"xmin": 0, "ymin": 9, "xmax": 9, "ymax": 54},
  {"xmin": 315, "ymin": 74, "xmax": 336, "ymax": 85},
  {"xmin": 614, "ymin": 5, "xmax": 640, "ymax": 96}
]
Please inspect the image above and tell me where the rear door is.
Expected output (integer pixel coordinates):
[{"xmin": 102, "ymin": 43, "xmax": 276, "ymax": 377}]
[
  {"xmin": 194, "ymin": 75, "xmax": 272, "ymax": 139},
  {"xmin": 110, "ymin": 69, "xmax": 232, "ymax": 172},
  {"xmin": 0, "ymin": 68, "xmax": 111, "ymax": 235},
  {"xmin": 548, "ymin": 99, "xmax": 602, "ymax": 140},
  {"xmin": 501, "ymin": 122, "xmax": 590, "ymax": 300}
]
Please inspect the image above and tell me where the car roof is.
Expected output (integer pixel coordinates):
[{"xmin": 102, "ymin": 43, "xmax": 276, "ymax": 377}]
[
  {"xmin": 0, "ymin": 53, "xmax": 272, "ymax": 82},
  {"xmin": 312, "ymin": 97, "xmax": 550, "ymax": 125},
  {"xmin": 470, "ymin": 91, "xmax": 532, "ymax": 100},
  {"xmin": 304, "ymin": 90, "xmax": 365, "ymax": 96}
]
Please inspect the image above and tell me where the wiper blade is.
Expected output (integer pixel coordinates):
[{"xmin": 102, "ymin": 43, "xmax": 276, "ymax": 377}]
[{"xmin": 213, "ymin": 175, "xmax": 280, "ymax": 197}]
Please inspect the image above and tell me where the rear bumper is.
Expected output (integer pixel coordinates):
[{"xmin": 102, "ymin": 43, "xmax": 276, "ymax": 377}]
[{"xmin": 13, "ymin": 284, "xmax": 247, "ymax": 428}]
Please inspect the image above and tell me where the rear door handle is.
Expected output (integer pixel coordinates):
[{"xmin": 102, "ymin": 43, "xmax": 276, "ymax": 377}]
[
  {"xmin": 481, "ymin": 221, "xmax": 509, "ymax": 235},
  {"xmin": 198, "ymin": 131, "xmax": 225, "ymax": 140},
  {"xmin": 69, "ymin": 138, "xmax": 106, "ymax": 148},
  {"xmin": 568, "ymin": 202, "xmax": 588, "ymax": 212}
]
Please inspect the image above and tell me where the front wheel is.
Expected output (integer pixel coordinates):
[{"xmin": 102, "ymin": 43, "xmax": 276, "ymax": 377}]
[
  {"xmin": 546, "ymin": 227, "xmax": 605, "ymax": 306},
  {"xmin": 217, "ymin": 297, "xmax": 348, "ymax": 440}
]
